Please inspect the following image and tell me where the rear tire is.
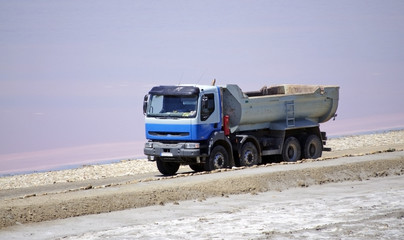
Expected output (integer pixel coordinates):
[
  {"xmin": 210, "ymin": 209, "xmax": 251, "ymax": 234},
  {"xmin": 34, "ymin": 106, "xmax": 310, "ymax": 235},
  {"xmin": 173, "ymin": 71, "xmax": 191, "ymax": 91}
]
[
  {"xmin": 156, "ymin": 158, "xmax": 180, "ymax": 176},
  {"xmin": 205, "ymin": 145, "xmax": 229, "ymax": 171},
  {"xmin": 282, "ymin": 137, "xmax": 301, "ymax": 162},
  {"xmin": 240, "ymin": 142, "xmax": 259, "ymax": 166},
  {"xmin": 303, "ymin": 135, "xmax": 322, "ymax": 159}
]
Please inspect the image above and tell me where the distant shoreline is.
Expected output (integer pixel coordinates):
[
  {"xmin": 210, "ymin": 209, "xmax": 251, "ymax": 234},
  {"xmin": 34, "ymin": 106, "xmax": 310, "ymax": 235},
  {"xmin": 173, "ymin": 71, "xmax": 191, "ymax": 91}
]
[
  {"xmin": 1, "ymin": 128, "xmax": 403, "ymax": 178},
  {"xmin": 327, "ymin": 127, "xmax": 404, "ymax": 139}
]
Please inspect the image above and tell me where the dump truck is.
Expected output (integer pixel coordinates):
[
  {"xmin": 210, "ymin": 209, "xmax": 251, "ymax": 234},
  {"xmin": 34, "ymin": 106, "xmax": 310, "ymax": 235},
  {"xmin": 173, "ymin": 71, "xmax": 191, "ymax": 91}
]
[{"xmin": 143, "ymin": 83, "xmax": 339, "ymax": 175}]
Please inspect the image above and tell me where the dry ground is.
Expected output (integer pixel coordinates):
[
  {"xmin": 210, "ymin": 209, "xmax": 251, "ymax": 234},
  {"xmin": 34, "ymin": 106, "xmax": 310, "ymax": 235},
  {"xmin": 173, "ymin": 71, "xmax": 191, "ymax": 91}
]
[{"xmin": 1, "ymin": 130, "xmax": 404, "ymax": 229}]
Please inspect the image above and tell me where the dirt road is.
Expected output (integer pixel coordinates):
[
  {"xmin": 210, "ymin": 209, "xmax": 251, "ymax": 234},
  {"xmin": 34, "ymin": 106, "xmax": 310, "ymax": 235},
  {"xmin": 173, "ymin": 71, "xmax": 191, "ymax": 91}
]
[{"xmin": 1, "ymin": 149, "xmax": 404, "ymax": 229}]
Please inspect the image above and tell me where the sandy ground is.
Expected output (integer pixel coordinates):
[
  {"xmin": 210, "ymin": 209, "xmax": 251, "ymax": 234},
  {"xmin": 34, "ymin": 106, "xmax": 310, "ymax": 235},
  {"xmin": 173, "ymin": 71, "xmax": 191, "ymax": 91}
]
[
  {"xmin": 1, "ymin": 130, "xmax": 404, "ymax": 238},
  {"xmin": 3, "ymin": 175, "xmax": 403, "ymax": 239}
]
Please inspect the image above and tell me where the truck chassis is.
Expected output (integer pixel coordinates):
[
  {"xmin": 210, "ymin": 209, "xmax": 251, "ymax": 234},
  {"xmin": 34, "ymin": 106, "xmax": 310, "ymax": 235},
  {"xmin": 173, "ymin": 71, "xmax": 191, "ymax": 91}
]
[{"xmin": 144, "ymin": 126, "xmax": 328, "ymax": 175}]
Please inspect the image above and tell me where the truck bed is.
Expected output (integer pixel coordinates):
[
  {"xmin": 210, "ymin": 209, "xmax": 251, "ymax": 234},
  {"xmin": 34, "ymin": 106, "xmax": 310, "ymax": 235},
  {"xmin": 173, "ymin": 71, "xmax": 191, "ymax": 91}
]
[{"xmin": 223, "ymin": 84, "xmax": 339, "ymax": 133}]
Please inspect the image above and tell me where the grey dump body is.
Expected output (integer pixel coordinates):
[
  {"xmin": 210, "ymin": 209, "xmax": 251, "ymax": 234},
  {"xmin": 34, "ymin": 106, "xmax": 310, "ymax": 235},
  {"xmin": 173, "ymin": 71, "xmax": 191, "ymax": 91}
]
[{"xmin": 223, "ymin": 84, "xmax": 339, "ymax": 132}]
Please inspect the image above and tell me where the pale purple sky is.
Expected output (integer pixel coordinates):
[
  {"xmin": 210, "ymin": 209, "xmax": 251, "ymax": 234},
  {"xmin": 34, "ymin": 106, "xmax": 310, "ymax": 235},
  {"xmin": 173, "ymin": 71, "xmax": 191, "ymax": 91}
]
[{"xmin": 1, "ymin": 0, "xmax": 404, "ymax": 165}]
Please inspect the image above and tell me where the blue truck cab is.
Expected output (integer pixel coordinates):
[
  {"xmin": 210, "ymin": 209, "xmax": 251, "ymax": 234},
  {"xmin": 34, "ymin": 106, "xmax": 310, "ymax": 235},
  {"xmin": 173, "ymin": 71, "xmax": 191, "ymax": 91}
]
[{"xmin": 143, "ymin": 85, "xmax": 233, "ymax": 175}]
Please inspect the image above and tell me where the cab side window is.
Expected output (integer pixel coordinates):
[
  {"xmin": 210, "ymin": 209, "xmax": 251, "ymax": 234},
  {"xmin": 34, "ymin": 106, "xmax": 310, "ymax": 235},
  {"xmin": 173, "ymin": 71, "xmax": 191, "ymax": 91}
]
[{"xmin": 201, "ymin": 94, "xmax": 215, "ymax": 121}]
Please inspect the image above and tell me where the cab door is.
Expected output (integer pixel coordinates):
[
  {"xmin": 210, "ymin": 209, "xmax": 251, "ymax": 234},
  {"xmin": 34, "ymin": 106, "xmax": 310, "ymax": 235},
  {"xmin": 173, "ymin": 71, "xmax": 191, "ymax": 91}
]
[{"xmin": 195, "ymin": 89, "xmax": 221, "ymax": 140}]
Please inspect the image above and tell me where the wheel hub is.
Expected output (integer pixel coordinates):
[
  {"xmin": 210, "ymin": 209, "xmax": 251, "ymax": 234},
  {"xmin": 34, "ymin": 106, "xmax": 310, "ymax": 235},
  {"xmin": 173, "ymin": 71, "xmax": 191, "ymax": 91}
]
[
  {"xmin": 213, "ymin": 153, "xmax": 224, "ymax": 168},
  {"xmin": 288, "ymin": 146, "xmax": 296, "ymax": 159},
  {"xmin": 309, "ymin": 144, "xmax": 316, "ymax": 156},
  {"xmin": 243, "ymin": 150, "xmax": 254, "ymax": 164}
]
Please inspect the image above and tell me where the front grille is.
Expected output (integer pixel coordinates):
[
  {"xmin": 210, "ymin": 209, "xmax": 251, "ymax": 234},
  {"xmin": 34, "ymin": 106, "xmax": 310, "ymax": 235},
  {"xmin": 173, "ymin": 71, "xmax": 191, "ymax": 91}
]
[{"xmin": 149, "ymin": 131, "xmax": 190, "ymax": 137}]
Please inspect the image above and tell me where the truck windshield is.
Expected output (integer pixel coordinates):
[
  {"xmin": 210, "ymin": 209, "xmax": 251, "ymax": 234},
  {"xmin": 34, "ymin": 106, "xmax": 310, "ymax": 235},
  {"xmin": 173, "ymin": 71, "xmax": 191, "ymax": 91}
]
[{"xmin": 147, "ymin": 94, "xmax": 198, "ymax": 118}]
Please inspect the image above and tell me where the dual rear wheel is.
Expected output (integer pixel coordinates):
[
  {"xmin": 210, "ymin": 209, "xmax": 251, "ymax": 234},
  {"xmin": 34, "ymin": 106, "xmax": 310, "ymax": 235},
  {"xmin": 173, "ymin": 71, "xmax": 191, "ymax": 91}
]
[{"xmin": 282, "ymin": 134, "xmax": 322, "ymax": 162}]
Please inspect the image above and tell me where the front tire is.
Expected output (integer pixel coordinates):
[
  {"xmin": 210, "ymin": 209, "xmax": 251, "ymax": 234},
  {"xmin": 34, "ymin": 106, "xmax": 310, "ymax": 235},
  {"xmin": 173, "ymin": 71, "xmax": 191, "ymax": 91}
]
[
  {"xmin": 303, "ymin": 135, "xmax": 322, "ymax": 159},
  {"xmin": 189, "ymin": 163, "xmax": 205, "ymax": 172},
  {"xmin": 156, "ymin": 158, "xmax": 180, "ymax": 176},
  {"xmin": 205, "ymin": 145, "xmax": 229, "ymax": 171},
  {"xmin": 240, "ymin": 142, "xmax": 259, "ymax": 166},
  {"xmin": 282, "ymin": 137, "xmax": 301, "ymax": 162}
]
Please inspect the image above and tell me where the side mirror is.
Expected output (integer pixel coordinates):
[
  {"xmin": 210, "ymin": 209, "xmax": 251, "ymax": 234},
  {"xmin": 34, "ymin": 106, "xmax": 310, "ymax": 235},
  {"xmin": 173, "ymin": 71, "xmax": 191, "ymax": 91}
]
[
  {"xmin": 201, "ymin": 95, "xmax": 209, "ymax": 109},
  {"xmin": 201, "ymin": 95, "xmax": 209, "ymax": 120},
  {"xmin": 143, "ymin": 95, "xmax": 149, "ymax": 115}
]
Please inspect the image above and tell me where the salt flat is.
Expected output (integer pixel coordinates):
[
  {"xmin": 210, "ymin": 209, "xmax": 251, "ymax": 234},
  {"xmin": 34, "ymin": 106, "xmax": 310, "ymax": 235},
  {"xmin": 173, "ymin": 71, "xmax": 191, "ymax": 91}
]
[{"xmin": 3, "ymin": 175, "xmax": 403, "ymax": 240}]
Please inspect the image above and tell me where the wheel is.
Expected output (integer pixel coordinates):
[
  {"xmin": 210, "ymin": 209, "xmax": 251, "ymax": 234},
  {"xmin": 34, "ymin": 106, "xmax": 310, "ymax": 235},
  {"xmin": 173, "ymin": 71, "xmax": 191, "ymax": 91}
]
[
  {"xmin": 189, "ymin": 163, "xmax": 205, "ymax": 172},
  {"xmin": 303, "ymin": 134, "xmax": 323, "ymax": 159},
  {"xmin": 156, "ymin": 158, "xmax": 180, "ymax": 176},
  {"xmin": 205, "ymin": 145, "xmax": 229, "ymax": 171},
  {"xmin": 240, "ymin": 142, "xmax": 259, "ymax": 166},
  {"xmin": 282, "ymin": 137, "xmax": 301, "ymax": 162}
]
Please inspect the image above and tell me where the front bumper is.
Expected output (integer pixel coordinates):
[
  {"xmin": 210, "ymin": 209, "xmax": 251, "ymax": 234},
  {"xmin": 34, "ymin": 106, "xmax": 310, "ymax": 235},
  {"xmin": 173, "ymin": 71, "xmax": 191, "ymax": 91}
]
[{"xmin": 144, "ymin": 142, "xmax": 202, "ymax": 161}]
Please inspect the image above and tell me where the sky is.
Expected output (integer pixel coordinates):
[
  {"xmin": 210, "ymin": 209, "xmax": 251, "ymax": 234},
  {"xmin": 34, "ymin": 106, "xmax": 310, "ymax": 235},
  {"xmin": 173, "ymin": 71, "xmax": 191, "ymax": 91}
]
[{"xmin": 1, "ymin": 1, "xmax": 404, "ymax": 173}]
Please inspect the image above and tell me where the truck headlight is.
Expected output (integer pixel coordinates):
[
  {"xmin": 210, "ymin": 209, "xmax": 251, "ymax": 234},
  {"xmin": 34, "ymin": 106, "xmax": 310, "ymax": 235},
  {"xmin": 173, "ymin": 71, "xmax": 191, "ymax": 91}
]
[
  {"xmin": 145, "ymin": 142, "xmax": 153, "ymax": 148},
  {"xmin": 184, "ymin": 143, "xmax": 200, "ymax": 149}
]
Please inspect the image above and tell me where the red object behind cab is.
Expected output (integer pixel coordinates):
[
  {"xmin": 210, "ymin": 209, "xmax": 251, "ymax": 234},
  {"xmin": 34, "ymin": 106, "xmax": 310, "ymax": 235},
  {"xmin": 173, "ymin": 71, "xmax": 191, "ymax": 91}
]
[{"xmin": 223, "ymin": 115, "xmax": 230, "ymax": 136}]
